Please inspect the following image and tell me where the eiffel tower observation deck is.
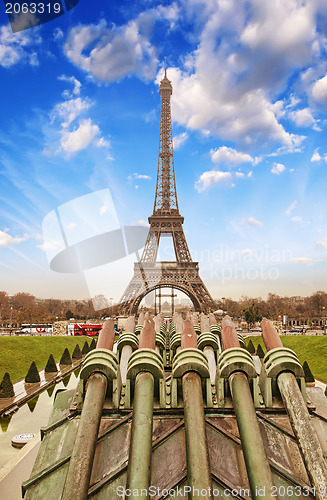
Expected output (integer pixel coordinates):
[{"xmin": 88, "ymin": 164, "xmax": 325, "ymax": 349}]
[{"xmin": 120, "ymin": 60, "xmax": 216, "ymax": 315}]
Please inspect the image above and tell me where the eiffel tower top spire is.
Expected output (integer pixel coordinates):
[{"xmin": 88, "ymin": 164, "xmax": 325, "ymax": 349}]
[{"xmin": 153, "ymin": 59, "xmax": 179, "ymax": 216}]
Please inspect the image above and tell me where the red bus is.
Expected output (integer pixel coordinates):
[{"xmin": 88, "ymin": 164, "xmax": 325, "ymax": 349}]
[{"xmin": 67, "ymin": 324, "xmax": 102, "ymax": 336}]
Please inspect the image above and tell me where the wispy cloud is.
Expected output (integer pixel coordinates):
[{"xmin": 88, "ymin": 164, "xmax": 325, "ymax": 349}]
[
  {"xmin": 44, "ymin": 80, "xmax": 111, "ymax": 157},
  {"xmin": 246, "ymin": 217, "xmax": 263, "ymax": 228},
  {"xmin": 0, "ymin": 229, "xmax": 28, "ymax": 247},
  {"xmin": 134, "ymin": 173, "xmax": 152, "ymax": 180},
  {"xmin": 310, "ymin": 148, "xmax": 327, "ymax": 162},
  {"xmin": 285, "ymin": 200, "xmax": 298, "ymax": 215},
  {"xmin": 173, "ymin": 132, "xmax": 188, "ymax": 149},
  {"xmin": 0, "ymin": 24, "xmax": 41, "ymax": 68},
  {"xmin": 291, "ymin": 257, "xmax": 319, "ymax": 267},
  {"xmin": 138, "ymin": 219, "xmax": 150, "ymax": 227},
  {"xmin": 58, "ymin": 75, "xmax": 82, "ymax": 97}
]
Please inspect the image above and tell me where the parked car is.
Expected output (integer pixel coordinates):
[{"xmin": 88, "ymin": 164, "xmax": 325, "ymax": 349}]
[{"xmin": 289, "ymin": 328, "xmax": 300, "ymax": 333}]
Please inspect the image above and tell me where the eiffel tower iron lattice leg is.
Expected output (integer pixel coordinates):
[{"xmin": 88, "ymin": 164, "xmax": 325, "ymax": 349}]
[{"xmin": 119, "ymin": 59, "xmax": 216, "ymax": 315}]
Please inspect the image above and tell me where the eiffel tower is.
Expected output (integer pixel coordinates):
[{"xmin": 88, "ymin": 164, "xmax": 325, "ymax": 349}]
[{"xmin": 119, "ymin": 59, "xmax": 216, "ymax": 315}]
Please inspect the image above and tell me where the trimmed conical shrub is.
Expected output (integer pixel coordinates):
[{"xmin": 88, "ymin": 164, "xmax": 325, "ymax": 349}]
[
  {"xmin": 45, "ymin": 354, "xmax": 58, "ymax": 373},
  {"xmin": 60, "ymin": 348, "xmax": 72, "ymax": 366},
  {"xmin": 0, "ymin": 372, "xmax": 14, "ymax": 398},
  {"xmin": 47, "ymin": 385, "xmax": 55, "ymax": 397},
  {"xmin": 82, "ymin": 341, "xmax": 90, "ymax": 355},
  {"xmin": 90, "ymin": 338, "xmax": 96, "ymax": 351},
  {"xmin": 72, "ymin": 344, "xmax": 82, "ymax": 360},
  {"xmin": 0, "ymin": 416, "xmax": 11, "ymax": 432},
  {"xmin": 63, "ymin": 373, "xmax": 71, "ymax": 387},
  {"xmin": 302, "ymin": 361, "xmax": 315, "ymax": 383},
  {"xmin": 246, "ymin": 339, "xmax": 255, "ymax": 354},
  {"xmin": 25, "ymin": 361, "xmax": 41, "ymax": 383},
  {"xmin": 27, "ymin": 395, "xmax": 39, "ymax": 412},
  {"xmin": 256, "ymin": 344, "xmax": 265, "ymax": 359}
]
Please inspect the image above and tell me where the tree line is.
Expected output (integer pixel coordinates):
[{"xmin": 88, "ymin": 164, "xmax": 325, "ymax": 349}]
[
  {"xmin": 216, "ymin": 291, "xmax": 327, "ymax": 323},
  {"xmin": 0, "ymin": 292, "xmax": 100, "ymax": 324},
  {"xmin": 0, "ymin": 290, "xmax": 326, "ymax": 325}
]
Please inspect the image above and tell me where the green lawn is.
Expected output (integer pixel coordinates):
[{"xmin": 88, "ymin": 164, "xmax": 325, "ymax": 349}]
[
  {"xmin": 0, "ymin": 336, "xmax": 92, "ymax": 383},
  {"xmin": 247, "ymin": 335, "xmax": 327, "ymax": 382}
]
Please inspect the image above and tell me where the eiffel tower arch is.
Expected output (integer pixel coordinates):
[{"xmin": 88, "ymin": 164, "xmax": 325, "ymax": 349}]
[{"xmin": 119, "ymin": 59, "xmax": 216, "ymax": 315}]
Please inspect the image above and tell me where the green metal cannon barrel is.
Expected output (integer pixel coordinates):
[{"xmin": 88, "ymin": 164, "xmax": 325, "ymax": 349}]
[
  {"xmin": 179, "ymin": 320, "xmax": 213, "ymax": 499},
  {"xmin": 61, "ymin": 320, "xmax": 116, "ymax": 500},
  {"xmin": 261, "ymin": 318, "xmax": 327, "ymax": 500},
  {"xmin": 220, "ymin": 315, "xmax": 275, "ymax": 500}
]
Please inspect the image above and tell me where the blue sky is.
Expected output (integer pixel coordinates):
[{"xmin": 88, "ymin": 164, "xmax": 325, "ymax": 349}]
[{"xmin": 0, "ymin": 0, "xmax": 327, "ymax": 305}]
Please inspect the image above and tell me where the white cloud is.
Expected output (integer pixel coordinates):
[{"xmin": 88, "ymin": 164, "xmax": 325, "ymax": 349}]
[
  {"xmin": 53, "ymin": 28, "xmax": 64, "ymax": 41},
  {"xmin": 285, "ymin": 200, "xmax": 298, "ymax": 215},
  {"xmin": 46, "ymin": 82, "xmax": 111, "ymax": 157},
  {"xmin": 310, "ymin": 148, "xmax": 327, "ymax": 162},
  {"xmin": 316, "ymin": 240, "xmax": 327, "ymax": 247},
  {"xmin": 291, "ymin": 216, "xmax": 303, "ymax": 223},
  {"xmin": 291, "ymin": 257, "xmax": 318, "ymax": 267},
  {"xmin": 291, "ymin": 216, "xmax": 311, "ymax": 226},
  {"xmin": 247, "ymin": 217, "xmax": 263, "ymax": 228},
  {"xmin": 64, "ymin": 17, "xmax": 158, "ymax": 82},
  {"xmin": 311, "ymin": 149, "xmax": 322, "ymax": 162},
  {"xmin": 271, "ymin": 163, "xmax": 286, "ymax": 175},
  {"xmin": 95, "ymin": 137, "xmax": 111, "ymax": 148},
  {"xmin": 289, "ymin": 108, "xmax": 316, "ymax": 127},
  {"xmin": 37, "ymin": 240, "xmax": 62, "ymax": 252},
  {"xmin": 210, "ymin": 146, "xmax": 255, "ymax": 165},
  {"xmin": 312, "ymin": 75, "xmax": 327, "ymax": 104},
  {"xmin": 153, "ymin": 3, "xmax": 179, "ymax": 30},
  {"xmin": 0, "ymin": 24, "xmax": 41, "ymax": 68},
  {"xmin": 0, "ymin": 229, "xmax": 27, "ymax": 247},
  {"xmin": 134, "ymin": 173, "xmax": 152, "ymax": 180},
  {"xmin": 164, "ymin": 67, "xmax": 300, "ymax": 149},
  {"xmin": 58, "ymin": 75, "xmax": 82, "ymax": 96},
  {"xmin": 154, "ymin": 0, "xmax": 322, "ymax": 150},
  {"xmin": 60, "ymin": 119, "xmax": 100, "ymax": 154},
  {"xmin": 173, "ymin": 132, "xmax": 188, "ymax": 149},
  {"xmin": 138, "ymin": 219, "xmax": 150, "ymax": 227},
  {"xmin": 195, "ymin": 170, "xmax": 232, "ymax": 192},
  {"xmin": 194, "ymin": 146, "xmax": 256, "ymax": 191},
  {"xmin": 51, "ymin": 97, "xmax": 92, "ymax": 128}
]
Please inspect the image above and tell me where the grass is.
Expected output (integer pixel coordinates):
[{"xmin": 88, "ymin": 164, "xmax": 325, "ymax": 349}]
[
  {"xmin": 247, "ymin": 335, "xmax": 327, "ymax": 382},
  {"xmin": 0, "ymin": 336, "xmax": 92, "ymax": 383}
]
